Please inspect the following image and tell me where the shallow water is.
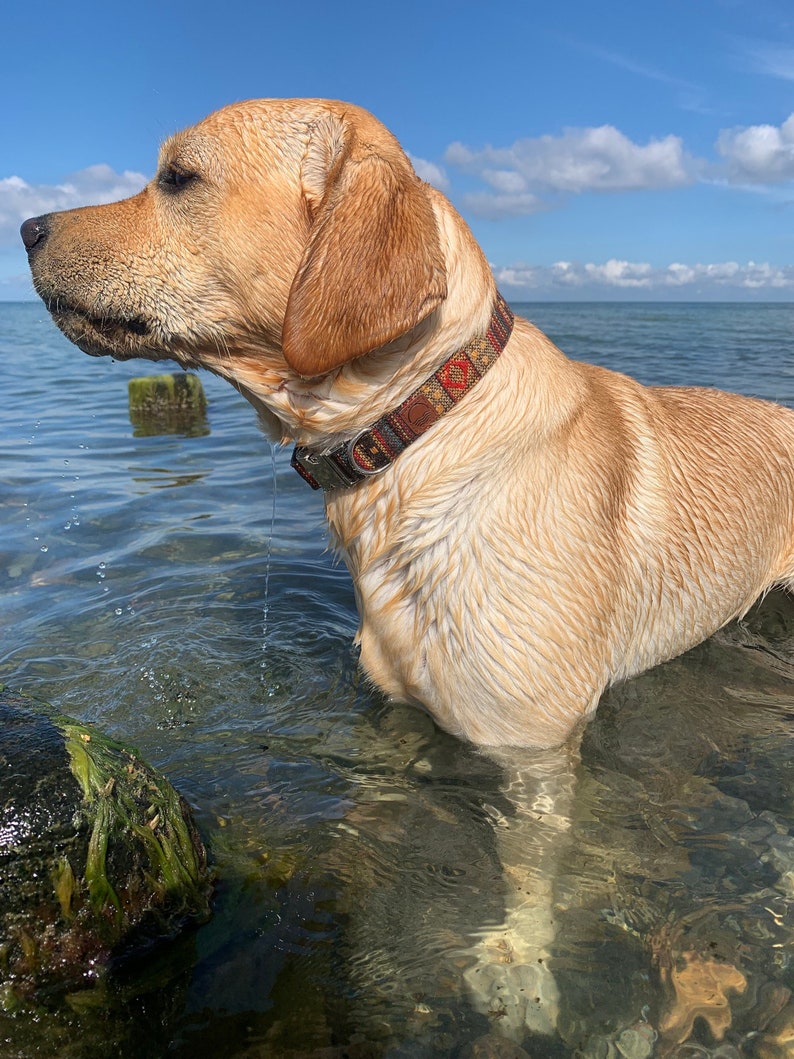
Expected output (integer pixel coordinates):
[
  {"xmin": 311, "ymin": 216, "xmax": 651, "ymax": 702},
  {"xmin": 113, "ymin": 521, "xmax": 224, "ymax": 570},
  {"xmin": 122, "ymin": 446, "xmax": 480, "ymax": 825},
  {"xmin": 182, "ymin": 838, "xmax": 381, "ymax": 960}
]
[{"xmin": 2, "ymin": 301, "xmax": 794, "ymax": 1057}]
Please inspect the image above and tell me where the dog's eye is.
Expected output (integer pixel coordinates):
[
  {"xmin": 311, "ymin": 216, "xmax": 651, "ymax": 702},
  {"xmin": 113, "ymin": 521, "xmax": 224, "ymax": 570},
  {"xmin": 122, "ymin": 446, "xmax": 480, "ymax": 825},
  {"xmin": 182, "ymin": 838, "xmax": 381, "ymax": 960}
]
[{"xmin": 158, "ymin": 165, "xmax": 197, "ymax": 192}]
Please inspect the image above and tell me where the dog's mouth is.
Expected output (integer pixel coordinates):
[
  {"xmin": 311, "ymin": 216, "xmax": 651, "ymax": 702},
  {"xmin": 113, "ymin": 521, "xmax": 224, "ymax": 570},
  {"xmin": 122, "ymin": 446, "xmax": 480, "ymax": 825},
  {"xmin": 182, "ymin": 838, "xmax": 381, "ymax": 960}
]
[{"xmin": 43, "ymin": 297, "xmax": 155, "ymax": 360}]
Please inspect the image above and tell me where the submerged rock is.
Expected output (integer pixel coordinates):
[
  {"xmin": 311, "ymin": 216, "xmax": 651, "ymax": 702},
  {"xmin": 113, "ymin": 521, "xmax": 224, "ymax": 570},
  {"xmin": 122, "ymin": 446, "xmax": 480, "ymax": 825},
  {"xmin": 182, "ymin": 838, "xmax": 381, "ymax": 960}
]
[{"xmin": 0, "ymin": 690, "xmax": 211, "ymax": 1007}]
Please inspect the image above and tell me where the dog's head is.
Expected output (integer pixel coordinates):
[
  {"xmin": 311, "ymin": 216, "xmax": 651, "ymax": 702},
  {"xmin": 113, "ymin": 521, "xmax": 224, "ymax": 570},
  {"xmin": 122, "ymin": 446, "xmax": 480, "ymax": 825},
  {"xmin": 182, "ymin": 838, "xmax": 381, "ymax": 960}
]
[{"xmin": 21, "ymin": 99, "xmax": 450, "ymax": 387}]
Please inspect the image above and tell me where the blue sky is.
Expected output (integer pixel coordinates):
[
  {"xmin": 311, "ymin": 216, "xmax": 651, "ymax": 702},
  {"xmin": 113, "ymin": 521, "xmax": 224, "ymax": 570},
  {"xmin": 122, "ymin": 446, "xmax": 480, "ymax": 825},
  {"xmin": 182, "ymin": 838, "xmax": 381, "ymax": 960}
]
[{"xmin": 4, "ymin": 0, "xmax": 794, "ymax": 300}]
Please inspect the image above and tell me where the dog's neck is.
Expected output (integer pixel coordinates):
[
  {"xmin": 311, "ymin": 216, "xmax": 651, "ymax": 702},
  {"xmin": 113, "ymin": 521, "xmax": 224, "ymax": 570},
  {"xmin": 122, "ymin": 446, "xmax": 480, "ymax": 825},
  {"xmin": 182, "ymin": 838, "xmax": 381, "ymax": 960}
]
[{"xmin": 291, "ymin": 294, "xmax": 515, "ymax": 491}]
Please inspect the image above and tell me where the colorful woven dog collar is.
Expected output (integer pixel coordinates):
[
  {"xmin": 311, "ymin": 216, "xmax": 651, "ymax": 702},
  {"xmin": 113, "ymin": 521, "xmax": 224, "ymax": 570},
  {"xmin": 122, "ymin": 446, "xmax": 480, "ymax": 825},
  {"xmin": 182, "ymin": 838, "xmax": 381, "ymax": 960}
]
[{"xmin": 291, "ymin": 293, "xmax": 514, "ymax": 491}]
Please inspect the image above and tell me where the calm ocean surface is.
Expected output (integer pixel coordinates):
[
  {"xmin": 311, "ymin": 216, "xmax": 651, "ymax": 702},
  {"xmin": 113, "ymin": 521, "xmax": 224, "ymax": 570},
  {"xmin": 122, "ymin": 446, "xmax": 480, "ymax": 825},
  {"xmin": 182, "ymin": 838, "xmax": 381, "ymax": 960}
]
[{"xmin": 3, "ymin": 300, "xmax": 794, "ymax": 1057}]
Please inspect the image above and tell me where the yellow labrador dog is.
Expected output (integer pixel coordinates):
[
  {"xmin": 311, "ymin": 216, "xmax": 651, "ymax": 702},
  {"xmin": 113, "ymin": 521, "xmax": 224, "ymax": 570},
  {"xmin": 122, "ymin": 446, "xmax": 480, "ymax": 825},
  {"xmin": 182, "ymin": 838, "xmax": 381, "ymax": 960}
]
[
  {"xmin": 20, "ymin": 99, "xmax": 794, "ymax": 1043},
  {"xmin": 22, "ymin": 99, "xmax": 794, "ymax": 751}
]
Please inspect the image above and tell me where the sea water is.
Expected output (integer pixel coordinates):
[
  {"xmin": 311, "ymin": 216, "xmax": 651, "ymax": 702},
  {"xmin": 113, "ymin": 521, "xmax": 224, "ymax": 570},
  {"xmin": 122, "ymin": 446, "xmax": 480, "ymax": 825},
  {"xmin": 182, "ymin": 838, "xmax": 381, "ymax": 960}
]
[{"xmin": 2, "ymin": 300, "xmax": 794, "ymax": 1057}]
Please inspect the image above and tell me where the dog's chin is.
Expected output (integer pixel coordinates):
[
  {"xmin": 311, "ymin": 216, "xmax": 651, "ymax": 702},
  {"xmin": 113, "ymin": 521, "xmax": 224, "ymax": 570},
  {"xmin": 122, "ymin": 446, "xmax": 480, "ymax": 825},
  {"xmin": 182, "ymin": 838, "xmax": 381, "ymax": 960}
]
[{"xmin": 46, "ymin": 301, "xmax": 160, "ymax": 362}]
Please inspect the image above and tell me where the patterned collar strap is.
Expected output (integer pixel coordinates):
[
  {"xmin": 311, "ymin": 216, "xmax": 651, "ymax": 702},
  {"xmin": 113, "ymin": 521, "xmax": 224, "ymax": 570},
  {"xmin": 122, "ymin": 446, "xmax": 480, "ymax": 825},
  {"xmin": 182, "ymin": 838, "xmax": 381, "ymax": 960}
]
[{"xmin": 291, "ymin": 293, "xmax": 514, "ymax": 491}]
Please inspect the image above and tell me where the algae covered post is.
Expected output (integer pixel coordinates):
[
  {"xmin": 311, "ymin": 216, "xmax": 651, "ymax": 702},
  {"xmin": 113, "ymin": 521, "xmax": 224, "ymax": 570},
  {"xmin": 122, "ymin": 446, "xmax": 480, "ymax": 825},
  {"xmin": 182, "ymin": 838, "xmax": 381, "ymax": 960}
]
[{"xmin": 127, "ymin": 372, "xmax": 209, "ymax": 437}]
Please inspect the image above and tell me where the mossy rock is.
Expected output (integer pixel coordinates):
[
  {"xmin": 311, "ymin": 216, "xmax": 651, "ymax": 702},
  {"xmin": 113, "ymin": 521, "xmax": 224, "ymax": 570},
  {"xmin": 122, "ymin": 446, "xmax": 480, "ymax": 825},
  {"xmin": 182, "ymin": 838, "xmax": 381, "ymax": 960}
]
[
  {"xmin": 0, "ymin": 691, "xmax": 212, "ymax": 1007},
  {"xmin": 127, "ymin": 373, "xmax": 209, "ymax": 437}
]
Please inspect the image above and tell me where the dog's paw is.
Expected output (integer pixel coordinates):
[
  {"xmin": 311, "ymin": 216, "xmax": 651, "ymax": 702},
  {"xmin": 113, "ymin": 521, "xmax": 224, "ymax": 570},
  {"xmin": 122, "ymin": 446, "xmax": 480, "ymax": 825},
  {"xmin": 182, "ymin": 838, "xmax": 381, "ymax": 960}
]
[
  {"xmin": 463, "ymin": 932, "xmax": 559, "ymax": 1041},
  {"xmin": 457, "ymin": 1032, "xmax": 534, "ymax": 1058}
]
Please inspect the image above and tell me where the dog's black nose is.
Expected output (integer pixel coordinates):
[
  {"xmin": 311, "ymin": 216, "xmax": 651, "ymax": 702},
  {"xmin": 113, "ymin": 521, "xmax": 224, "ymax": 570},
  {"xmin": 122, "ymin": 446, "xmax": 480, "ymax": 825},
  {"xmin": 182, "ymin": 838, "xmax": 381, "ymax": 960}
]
[{"xmin": 20, "ymin": 215, "xmax": 50, "ymax": 253}]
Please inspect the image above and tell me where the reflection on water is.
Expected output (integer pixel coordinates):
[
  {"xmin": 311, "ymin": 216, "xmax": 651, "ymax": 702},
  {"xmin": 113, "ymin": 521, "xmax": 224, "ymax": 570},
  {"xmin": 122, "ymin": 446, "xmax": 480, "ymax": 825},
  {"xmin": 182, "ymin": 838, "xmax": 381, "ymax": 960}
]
[
  {"xmin": 559, "ymin": 598, "xmax": 794, "ymax": 1057},
  {"xmin": 2, "ymin": 303, "xmax": 794, "ymax": 1056}
]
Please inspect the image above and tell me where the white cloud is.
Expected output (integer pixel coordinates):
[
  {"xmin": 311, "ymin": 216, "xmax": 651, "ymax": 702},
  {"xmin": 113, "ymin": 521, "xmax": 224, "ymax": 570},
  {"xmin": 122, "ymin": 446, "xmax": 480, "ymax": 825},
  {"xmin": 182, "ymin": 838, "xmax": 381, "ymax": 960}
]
[
  {"xmin": 716, "ymin": 114, "xmax": 794, "ymax": 183},
  {"xmin": 460, "ymin": 190, "xmax": 547, "ymax": 219},
  {"xmin": 584, "ymin": 259, "xmax": 654, "ymax": 288},
  {"xmin": 446, "ymin": 124, "xmax": 695, "ymax": 217},
  {"xmin": 442, "ymin": 113, "xmax": 794, "ymax": 218},
  {"xmin": 493, "ymin": 259, "xmax": 794, "ymax": 297},
  {"xmin": 407, "ymin": 153, "xmax": 449, "ymax": 190},
  {"xmin": 0, "ymin": 165, "xmax": 147, "ymax": 248},
  {"xmin": 740, "ymin": 41, "xmax": 794, "ymax": 82},
  {"xmin": 568, "ymin": 38, "xmax": 700, "ymax": 92}
]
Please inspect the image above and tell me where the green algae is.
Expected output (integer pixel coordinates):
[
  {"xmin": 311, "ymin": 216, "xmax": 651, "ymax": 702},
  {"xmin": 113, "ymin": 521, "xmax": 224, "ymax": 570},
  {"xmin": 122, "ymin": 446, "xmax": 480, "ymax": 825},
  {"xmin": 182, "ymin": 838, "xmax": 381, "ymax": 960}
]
[
  {"xmin": 61, "ymin": 718, "xmax": 209, "ymax": 924},
  {"xmin": 0, "ymin": 691, "xmax": 212, "ymax": 1006}
]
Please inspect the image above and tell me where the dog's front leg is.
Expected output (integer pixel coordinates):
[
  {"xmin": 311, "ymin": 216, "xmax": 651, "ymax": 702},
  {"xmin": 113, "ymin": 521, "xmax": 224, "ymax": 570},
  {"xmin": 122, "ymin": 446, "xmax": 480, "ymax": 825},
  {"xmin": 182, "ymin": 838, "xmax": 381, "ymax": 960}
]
[{"xmin": 462, "ymin": 742, "xmax": 580, "ymax": 1043}]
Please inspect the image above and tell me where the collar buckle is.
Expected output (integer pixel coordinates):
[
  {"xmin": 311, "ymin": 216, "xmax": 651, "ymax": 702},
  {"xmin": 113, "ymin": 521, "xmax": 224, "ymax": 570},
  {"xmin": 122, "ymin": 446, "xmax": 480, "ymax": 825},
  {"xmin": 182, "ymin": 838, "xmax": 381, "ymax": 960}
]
[
  {"xmin": 291, "ymin": 446, "xmax": 360, "ymax": 490},
  {"xmin": 291, "ymin": 430, "xmax": 391, "ymax": 491}
]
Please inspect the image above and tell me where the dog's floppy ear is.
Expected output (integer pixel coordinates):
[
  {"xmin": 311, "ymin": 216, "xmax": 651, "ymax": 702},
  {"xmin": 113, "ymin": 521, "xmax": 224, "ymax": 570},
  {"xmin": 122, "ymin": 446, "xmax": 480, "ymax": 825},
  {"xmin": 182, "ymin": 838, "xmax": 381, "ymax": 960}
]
[{"xmin": 282, "ymin": 111, "xmax": 447, "ymax": 377}]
